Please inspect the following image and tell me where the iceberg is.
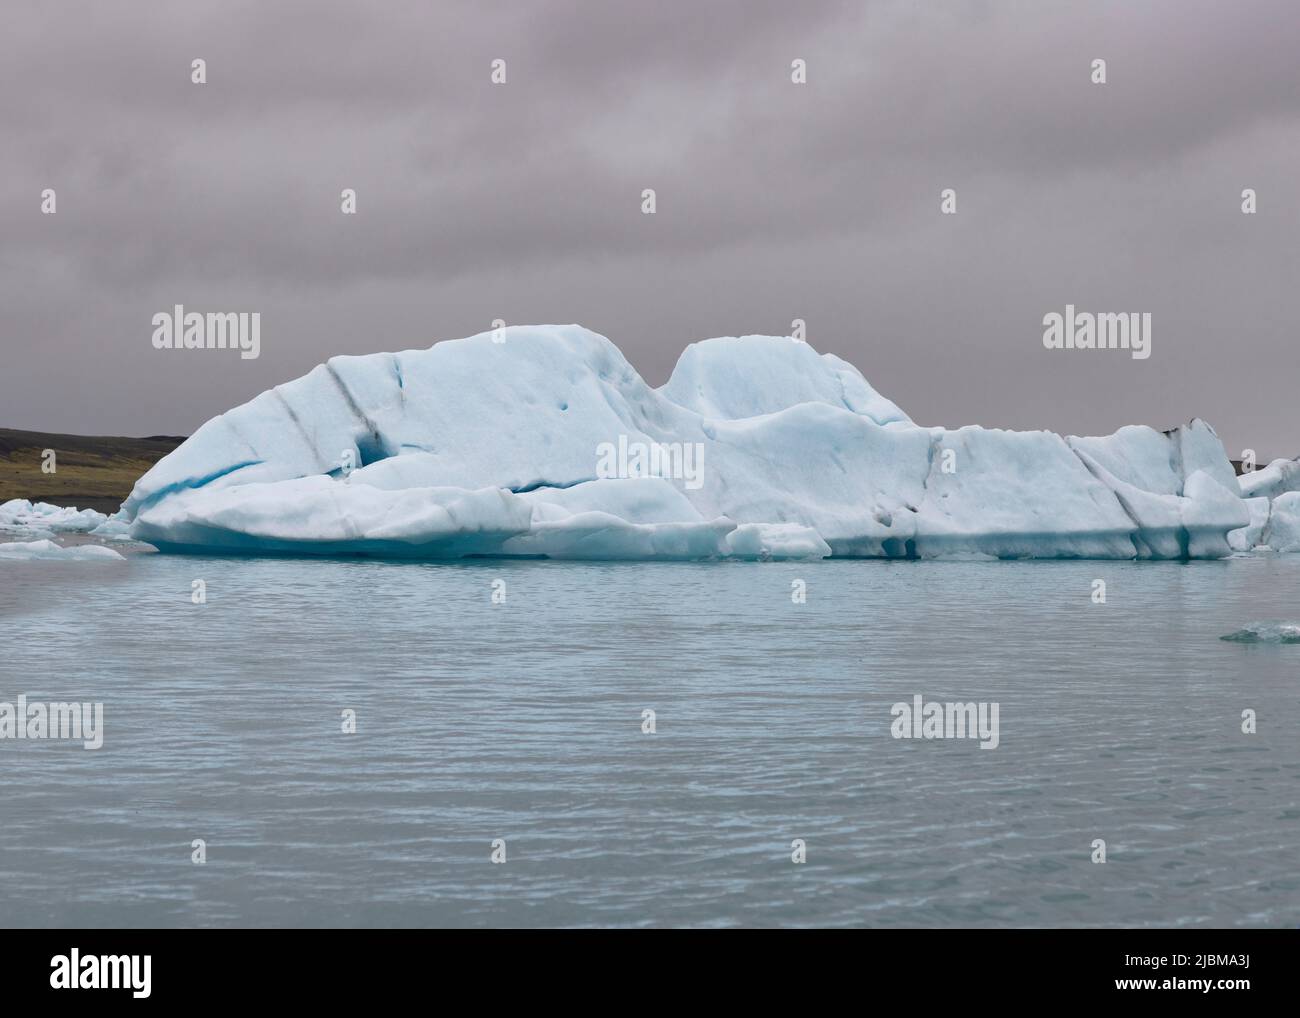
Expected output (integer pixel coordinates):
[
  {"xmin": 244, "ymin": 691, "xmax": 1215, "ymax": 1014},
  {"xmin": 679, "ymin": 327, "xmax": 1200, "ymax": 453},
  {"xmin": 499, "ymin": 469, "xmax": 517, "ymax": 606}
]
[{"xmin": 116, "ymin": 324, "xmax": 1272, "ymax": 561}]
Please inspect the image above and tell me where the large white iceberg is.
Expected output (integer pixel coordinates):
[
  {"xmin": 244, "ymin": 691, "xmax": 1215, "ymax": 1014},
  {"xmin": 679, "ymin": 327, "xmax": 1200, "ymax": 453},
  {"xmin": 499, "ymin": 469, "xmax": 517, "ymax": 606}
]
[{"xmin": 114, "ymin": 324, "xmax": 1279, "ymax": 561}]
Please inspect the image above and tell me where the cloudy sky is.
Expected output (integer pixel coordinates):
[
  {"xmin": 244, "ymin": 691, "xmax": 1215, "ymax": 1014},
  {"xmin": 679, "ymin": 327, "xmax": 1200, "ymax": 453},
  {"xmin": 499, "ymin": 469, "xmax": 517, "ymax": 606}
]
[{"xmin": 3, "ymin": 0, "xmax": 1297, "ymax": 457}]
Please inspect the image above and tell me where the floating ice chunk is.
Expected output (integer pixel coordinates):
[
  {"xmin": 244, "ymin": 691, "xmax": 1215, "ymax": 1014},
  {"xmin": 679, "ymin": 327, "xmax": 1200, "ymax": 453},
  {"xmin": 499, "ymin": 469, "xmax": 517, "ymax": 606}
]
[
  {"xmin": 0, "ymin": 499, "xmax": 110, "ymax": 533},
  {"xmin": 0, "ymin": 498, "xmax": 29, "ymax": 524},
  {"xmin": 0, "ymin": 498, "xmax": 40, "ymax": 525},
  {"xmin": 1220, "ymin": 621, "xmax": 1300, "ymax": 644},
  {"xmin": 0, "ymin": 539, "xmax": 126, "ymax": 561}
]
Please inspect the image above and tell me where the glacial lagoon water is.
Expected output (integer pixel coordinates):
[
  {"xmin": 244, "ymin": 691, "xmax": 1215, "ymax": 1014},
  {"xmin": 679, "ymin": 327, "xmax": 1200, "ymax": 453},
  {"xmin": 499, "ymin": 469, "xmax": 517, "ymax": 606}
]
[{"xmin": 1, "ymin": 551, "xmax": 1297, "ymax": 928}]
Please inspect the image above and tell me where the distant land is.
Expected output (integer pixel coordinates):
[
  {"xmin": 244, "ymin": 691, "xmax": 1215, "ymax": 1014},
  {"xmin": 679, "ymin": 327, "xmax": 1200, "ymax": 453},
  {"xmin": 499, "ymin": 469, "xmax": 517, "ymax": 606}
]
[{"xmin": 0, "ymin": 428, "xmax": 185, "ymax": 514}]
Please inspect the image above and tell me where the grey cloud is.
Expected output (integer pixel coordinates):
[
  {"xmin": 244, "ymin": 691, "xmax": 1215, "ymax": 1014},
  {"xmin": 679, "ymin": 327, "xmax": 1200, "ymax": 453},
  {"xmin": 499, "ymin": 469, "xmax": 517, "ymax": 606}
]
[{"xmin": 1, "ymin": 0, "xmax": 1297, "ymax": 461}]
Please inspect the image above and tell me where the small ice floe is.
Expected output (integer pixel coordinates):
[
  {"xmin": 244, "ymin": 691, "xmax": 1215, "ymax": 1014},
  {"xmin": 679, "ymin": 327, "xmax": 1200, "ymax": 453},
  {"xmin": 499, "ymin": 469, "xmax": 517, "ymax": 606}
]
[
  {"xmin": 0, "ymin": 539, "xmax": 126, "ymax": 562},
  {"xmin": 0, "ymin": 499, "xmax": 110, "ymax": 533},
  {"xmin": 1219, "ymin": 621, "xmax": 1300, "ymax": 644}
]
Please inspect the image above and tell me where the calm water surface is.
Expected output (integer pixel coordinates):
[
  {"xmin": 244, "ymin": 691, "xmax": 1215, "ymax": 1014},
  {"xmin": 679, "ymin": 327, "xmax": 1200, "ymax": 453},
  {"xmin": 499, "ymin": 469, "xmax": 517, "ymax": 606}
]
[{"xmin": 1, "ymin": 552, "xmax": 1297, "ymax": 927}]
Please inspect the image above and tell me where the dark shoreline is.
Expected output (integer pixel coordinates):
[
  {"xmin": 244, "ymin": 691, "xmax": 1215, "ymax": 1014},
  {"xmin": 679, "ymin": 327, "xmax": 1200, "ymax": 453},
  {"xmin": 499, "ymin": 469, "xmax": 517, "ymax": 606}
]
[{"xmin": 0, "ymin": 428, "xmax": 183, "ymax": 513}]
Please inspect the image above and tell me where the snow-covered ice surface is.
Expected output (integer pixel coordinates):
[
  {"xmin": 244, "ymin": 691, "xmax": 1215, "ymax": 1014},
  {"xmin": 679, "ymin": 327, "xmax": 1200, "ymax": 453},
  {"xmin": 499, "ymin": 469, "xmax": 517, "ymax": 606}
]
[{"xmin": 108, "ymin": 324, "xmax": 1291, "ymax": 561}]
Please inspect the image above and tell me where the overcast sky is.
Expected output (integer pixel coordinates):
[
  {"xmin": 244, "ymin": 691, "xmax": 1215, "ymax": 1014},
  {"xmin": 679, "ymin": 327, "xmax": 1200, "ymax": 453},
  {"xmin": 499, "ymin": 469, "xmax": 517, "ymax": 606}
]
[{"xmin": 2, "ymin": 0, "xmax": 1297, "ymax": 457}]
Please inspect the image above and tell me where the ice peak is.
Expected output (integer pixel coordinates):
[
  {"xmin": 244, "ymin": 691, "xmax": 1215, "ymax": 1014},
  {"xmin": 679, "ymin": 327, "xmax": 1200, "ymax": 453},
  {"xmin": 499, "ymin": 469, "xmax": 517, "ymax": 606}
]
[{"xmin": 660, "ymin": 334, "xmax": 911, "ymax": 426}]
